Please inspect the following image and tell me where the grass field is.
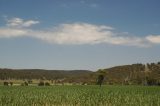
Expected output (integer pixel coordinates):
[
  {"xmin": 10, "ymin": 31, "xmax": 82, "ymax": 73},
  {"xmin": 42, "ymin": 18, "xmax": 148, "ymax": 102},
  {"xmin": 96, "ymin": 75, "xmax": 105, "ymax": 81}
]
[{"xmin": 0, "ymin": 85, "xmax": 160, "ymax": 106}]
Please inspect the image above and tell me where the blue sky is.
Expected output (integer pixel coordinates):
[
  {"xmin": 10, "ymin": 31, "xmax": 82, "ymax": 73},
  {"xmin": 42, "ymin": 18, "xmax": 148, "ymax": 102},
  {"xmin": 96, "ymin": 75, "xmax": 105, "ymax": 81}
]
[{"xmin": 0, "ymin": 0, "xmax": 160, "ymax": 71}]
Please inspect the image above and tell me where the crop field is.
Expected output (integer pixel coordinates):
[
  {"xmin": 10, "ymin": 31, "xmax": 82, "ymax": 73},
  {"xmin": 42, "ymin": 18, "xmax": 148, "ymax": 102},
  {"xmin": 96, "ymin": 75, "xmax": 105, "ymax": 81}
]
[{"xmin": 0, "ymin": 85, "xmax": 160, "ymax": 106}]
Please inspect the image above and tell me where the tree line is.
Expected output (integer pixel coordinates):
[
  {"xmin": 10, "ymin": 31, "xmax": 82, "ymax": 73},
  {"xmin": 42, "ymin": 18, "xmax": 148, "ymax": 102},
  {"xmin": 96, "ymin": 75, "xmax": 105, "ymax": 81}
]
[{"xmin": 0, "ymin": 62, "xmax": 160, "ymax": 86}]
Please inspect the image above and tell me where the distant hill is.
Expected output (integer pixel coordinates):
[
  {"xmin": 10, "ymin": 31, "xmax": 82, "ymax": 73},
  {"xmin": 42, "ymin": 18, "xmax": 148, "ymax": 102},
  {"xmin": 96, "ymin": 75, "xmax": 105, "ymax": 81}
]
[
  {"xmin": 0, "ymin": 69, "xmax": 92, "ymax": 83},
  {"xmin": 0, "ymin": 62, "xmax": 160, "ymax": 85},
  {"xmin": 97, "ymin": 63, "xmax": 160, "ymax": 85}
]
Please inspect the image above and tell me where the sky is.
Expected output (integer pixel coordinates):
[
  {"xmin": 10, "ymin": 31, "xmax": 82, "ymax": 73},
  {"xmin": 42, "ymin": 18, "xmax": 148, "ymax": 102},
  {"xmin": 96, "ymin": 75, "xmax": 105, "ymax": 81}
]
[{"xmin": 0, "ymin": 0, "xmax": 160, "ymax": 71}]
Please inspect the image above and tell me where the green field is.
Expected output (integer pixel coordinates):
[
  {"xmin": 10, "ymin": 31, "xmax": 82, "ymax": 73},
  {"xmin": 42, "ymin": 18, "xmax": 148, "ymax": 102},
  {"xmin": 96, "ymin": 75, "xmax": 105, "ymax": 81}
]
[{"xmin": 0, "ymin": 85, "xmax": 160, "ymax": 106}]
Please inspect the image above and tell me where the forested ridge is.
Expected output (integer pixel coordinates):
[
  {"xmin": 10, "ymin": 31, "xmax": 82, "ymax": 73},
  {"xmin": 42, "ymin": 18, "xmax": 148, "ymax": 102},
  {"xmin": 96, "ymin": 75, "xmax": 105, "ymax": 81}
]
[
  {"xmin": 0, "ymin": 62, "xmax": 160, "ymax": 85},
  {"xmin": 98, "ymin": 62, "xmax": 160, "ymax": 85}
]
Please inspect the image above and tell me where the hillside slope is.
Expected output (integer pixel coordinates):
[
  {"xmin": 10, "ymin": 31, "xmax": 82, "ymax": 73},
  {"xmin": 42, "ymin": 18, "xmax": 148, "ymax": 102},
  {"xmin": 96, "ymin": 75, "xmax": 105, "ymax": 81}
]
[
  {"xmin": 98, "ymin": 63, "xmax": 160, "ymax": 85},
  {"xmin": 0, "ymin": 62, "xmax": 160, "ymax": 85}
]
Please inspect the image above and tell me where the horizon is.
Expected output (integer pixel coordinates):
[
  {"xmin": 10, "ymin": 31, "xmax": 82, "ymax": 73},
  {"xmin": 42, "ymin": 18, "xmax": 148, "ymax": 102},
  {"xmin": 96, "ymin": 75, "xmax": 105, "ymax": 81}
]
[
  {"xmin": 0, "ymin": 61, "xmax": 159, "ymax": 72},
  {"xmin": 0, "ymin": 0, "xmax": 160, "ymax": 70}
]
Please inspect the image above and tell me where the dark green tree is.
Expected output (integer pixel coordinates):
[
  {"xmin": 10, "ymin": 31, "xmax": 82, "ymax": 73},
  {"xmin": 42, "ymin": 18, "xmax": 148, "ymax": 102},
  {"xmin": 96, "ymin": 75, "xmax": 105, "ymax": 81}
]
[
  {"xmin": 3, "ymin": 82, "xmax": 8, "ymax": 86},
  {"xmin": 97, "ymin": 75, "xmax": 104, "ymax": 87}
]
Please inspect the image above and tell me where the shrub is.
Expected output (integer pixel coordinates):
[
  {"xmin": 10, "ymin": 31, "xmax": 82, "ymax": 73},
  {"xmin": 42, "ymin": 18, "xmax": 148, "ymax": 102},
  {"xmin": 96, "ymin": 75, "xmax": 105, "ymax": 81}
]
[
  {"xmin": 24, "ymin": 82, "xmax": 28, "ymax": 86},
  {"xmin": 45, "ymin": 82, "xmax": 50, "ymax": 86},
  {"xmin": 27, "ymin": 80, "xmax": 32, "ymax": 84},
  {"xmin": 147, "ymin": 78, "xmax": 157, "ymax": 86},
  {"xmin": 3, "ymin": 82, "xmax": 9, "ymax": 86},
  {"xmin": 10, "ymin": 82, "xmax": 13, "ymax": 86},
  {"xmin": 38, "ymin": 81, "xmax": 45, "ymax": 86},
  {"xmin": 21, "ymin": 82, "xmax": 28, "ymax": 86}
]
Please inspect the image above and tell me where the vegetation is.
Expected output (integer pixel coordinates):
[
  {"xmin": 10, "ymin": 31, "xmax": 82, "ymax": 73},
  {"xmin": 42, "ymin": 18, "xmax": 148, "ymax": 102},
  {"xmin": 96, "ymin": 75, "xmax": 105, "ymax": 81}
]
[
  {"xmin": 38, "ymin": 81, "xmax": 45, "ymax": 86},
  {"xmin": 3, "ymin": 82, "xmax": 8, "ymax": 86},
  {"xmin": 0, "ymin": 69, "xmax": 91, "ymax": 84},
  {"xmin": 97, "ymin": 75, "xmax": 104, "ymax": 87},
  {"xmin": 96, "ymin": 62, "xmax": 160, "ymax": 85},
  {"xmin": 0, "ymin": 62, "xmax": 160, "ymax": 85},
  {"xmin": 0, "ymin": 85, "xmax": 159, "ymax": 106},
  {"xmin": 45, "ymin": 82, "xmax": 50, "ymax": 86},
  {"xmin": 21, "ymin": 82, "xmax": 28, "ymax": 86},
  {"xmin": 0, "ymin": 62, "xmax": 159, "ymax": 105}
]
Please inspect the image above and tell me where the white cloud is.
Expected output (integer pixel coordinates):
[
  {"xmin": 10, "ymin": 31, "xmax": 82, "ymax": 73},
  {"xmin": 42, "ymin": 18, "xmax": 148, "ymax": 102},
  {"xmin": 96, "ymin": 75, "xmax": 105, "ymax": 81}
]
[
  {"xmin": 0, "ymin": 17, "xmax": 159, "ymax": 47},
  {"xmin": 7, "ymin": 17, "xmax": 39, "ymax": 28},
  {"xmin": 26, "ymin": 23, "xmax": 114, "ymax": 45},
  {"xmin": 146, "ymin": 35, "xmax": 160, "ymax": 44},
  {"xmin": 27, "ymin": 23, "xmax": 148, "ymax": 47},
  {"xmin": 0, "ymin": 28, "xmax": 27, "ymax": 38}
]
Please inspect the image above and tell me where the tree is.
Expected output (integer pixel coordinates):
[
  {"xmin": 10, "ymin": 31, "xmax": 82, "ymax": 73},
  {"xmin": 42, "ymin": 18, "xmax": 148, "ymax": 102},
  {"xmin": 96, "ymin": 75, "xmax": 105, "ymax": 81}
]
[
  {"xmin": 10, "ymin": 82, "xmax": 13, "ymax": 86},
  {"xmin": 97, "ymin": 75, "xmax": 104, "ymax": 87},
  {"xmin": 45, "ymin": 82, "xmax": 50, "ymax": 86},
  {"xmin": 38, "ymin": 81, "xmax": 45, "ymax": 86},
  {"xmin": 3, "ymin": 81, "xmax": 8, "ymax": 86}
]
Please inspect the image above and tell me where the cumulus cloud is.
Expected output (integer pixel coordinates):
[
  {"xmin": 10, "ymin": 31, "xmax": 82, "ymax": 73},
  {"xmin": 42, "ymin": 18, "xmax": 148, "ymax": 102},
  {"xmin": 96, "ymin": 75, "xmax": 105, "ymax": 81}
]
[
  {"xmin": 0, "ymin": 17, "xmax": 159, "ymax": 47},
  {"xmin": 6, "ymin": 17, "xmax": 39, "ymax": 28}
]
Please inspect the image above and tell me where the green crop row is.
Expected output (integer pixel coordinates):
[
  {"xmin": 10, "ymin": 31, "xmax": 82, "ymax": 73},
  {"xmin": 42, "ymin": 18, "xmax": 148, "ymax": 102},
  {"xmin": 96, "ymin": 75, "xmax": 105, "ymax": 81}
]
[{"xmin": 0, "ymin": 85, "xmax": 160, "ymax": 106}]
